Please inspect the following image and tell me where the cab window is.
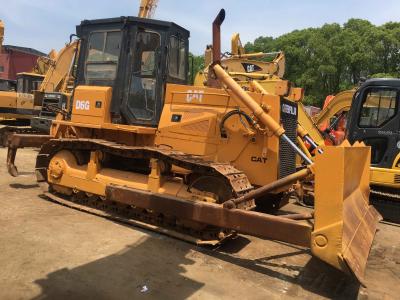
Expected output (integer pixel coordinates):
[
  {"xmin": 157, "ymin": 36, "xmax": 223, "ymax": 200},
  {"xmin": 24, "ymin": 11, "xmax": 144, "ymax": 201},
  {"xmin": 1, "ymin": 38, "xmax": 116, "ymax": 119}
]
[
  {"xmin": 359, "ymin": 88, "xmax": 397, "ymax": 127},
  {"xmin": 127, "ymin": 30, "xmax": 161, "ymax": 121},
  {"xmin": 17, "ymin": 78, "xmax": 24, "ymax": 93},
  {"xmin": 86, "ymin": 31, "xmax": 121, "ymax": 81},
  {"xmin": 168, "ymin": 36, "xmax": 186, "ymax": 80}
]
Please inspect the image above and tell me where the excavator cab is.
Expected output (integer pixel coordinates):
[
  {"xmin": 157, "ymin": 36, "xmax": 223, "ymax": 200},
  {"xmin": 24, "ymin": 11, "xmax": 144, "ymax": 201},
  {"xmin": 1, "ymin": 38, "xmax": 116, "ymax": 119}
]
[
  {"xmin": 74, "ymin": 17, "xmax": 189, "ymax": 127},
  {"xmin": 0, "ymin": 79, "xmax": 16, "ymax": 91},
  {"xmin": 346, "ymin": 78, "xmax": 400, "ymax": 216},
  {"xmin": 15, "ymin": 73, "xmax": 45, "ymax": 94},
  {"xmin": 347, "ymin": 78, "xmax": 400, "ymax": 170}
]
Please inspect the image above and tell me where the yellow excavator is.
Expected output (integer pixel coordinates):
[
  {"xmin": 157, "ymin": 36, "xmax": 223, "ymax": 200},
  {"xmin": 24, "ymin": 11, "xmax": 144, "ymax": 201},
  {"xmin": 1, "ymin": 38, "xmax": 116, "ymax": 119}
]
[
  {"xmin": 10, "ymin": 9, "xmax": 381, "ymax": 284},
  {"xmin": 0, "ymin": 72, "xmax": 50, "ymax": 146},
  {"xmin": 4, "ymin": 40, "xmax": 79, "ymax": 176},
  {"xmin": 0, "ymin": 65, "xmax": 55, "ymax": 126},
  {"xmin": 0, "ymin": 20, "xmax": 56, "ymax": 112}
]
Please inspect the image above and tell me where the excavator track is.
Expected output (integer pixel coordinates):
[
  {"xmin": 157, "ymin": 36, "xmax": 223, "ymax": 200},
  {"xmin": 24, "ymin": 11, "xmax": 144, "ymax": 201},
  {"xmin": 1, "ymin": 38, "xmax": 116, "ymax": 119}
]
[
  {"xmin": 370, "ymin": 187, "xmax": 400, "ymax": 224},
  {"xmin": 36, "ymin": 138, "xmax": 255, "ymax": 244}
]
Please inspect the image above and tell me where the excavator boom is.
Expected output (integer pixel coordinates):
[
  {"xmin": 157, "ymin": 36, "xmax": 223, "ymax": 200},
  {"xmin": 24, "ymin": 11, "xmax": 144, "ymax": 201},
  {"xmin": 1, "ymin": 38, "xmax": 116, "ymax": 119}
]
[
  {"xmin": 314, "ymin": 89, "xmax": 355, "ymax": 129},
  {"xmin": 138, "ymin": 0, "xmax": 158, "ymax": 18},
  {"xmin": 0, "ymin": 20, "xmax": 4, "ymax": 51}
]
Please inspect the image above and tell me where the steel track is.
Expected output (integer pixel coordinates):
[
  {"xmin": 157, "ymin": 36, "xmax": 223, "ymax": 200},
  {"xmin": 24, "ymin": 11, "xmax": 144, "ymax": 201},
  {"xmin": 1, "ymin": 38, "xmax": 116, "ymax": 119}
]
[{"xmin": 35, "ymin": 138, "xmax": 257, "ymax": 244}]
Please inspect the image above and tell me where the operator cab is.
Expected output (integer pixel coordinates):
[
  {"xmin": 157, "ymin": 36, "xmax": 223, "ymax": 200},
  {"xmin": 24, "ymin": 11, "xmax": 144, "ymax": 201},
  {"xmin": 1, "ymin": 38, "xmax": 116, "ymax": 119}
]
[
  {"xmin": 347, "ymin": 78, "xmax": 400, "ymax": 168},
  {"xmin": 15, "ymin": 73, "xmax": 45, "ymax": 94},
  {"xmin": 0, "ymin": 79, "xmax": 16, "ymax": 91},
  {"xmin": 75, "ymin": 16, "xmax": 189, "ymax": 127}
]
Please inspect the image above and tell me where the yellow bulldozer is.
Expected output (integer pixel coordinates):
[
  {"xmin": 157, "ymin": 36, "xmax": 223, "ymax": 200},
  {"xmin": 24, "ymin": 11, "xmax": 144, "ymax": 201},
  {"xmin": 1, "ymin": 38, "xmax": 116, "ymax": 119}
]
[{"xmin": 8, "ymin": 9, "xmax": 381, "ymax": 283}]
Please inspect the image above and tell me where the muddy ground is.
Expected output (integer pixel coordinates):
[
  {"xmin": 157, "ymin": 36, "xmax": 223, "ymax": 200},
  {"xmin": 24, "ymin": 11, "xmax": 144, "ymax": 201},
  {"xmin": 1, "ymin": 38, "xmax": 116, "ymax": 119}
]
[{"xmin": 0, "ymin": 147, "xmax": 398, "ymax": 299}]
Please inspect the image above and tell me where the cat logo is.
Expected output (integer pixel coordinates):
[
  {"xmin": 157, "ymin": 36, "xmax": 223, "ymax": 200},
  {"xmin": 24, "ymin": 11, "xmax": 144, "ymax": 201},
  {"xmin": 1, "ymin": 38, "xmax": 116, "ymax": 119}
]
[
  {"xmin": 241, "ymin": 63, "xmax": 262, "ymax": 73},
  {"xmin": 186, "ymin": 90, "xmax": 204, "ymax": 103},
  {"xmin": 251, "ymin": 156, "xmax": 267, "ymax": 163}
]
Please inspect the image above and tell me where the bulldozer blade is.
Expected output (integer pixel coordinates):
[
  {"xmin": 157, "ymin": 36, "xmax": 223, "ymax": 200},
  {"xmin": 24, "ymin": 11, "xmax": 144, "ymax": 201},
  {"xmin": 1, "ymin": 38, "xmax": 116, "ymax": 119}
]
[{"xmin": 311, "ymin": 141, "xmax": 382, "ymax": 285}]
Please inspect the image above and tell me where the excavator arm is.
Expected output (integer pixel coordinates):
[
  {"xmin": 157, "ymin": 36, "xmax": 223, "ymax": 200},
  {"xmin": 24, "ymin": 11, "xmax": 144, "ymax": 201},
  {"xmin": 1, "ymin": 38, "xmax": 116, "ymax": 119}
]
[
  {"xmin": 138, "ymin": 0, "xmax": 158, "ymax": 18},
  {"xmin": 231, "ymin": 33, "xmax": 245, "ymax": 56},
  {"xmin": 39, "ymin": 40, "xmax": 79, "ymax": 94},
  {"xmin": 0, "ymin": 20, "xmax": 4, "ymax": 52},
  {"xmin": 314, "ymin": 89, "xmax": 355, "ymax": 128}
]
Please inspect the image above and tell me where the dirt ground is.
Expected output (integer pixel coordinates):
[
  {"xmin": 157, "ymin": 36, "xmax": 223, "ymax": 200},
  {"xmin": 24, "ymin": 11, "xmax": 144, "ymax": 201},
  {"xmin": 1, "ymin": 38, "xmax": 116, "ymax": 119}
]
[{"xmin": 0, "ymin": 147, "xmax": 399, "ymax": 300}]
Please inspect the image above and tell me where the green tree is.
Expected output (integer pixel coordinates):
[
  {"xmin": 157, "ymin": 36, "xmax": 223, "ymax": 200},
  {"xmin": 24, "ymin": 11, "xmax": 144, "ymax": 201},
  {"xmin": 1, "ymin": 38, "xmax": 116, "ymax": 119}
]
[
  {"xmin": 189, "ymin": 53, "xmax": 204, "ymax": 84},
  {"xmin": 244, "ymin": 18, "xmax": 400, "ymax": 107}
]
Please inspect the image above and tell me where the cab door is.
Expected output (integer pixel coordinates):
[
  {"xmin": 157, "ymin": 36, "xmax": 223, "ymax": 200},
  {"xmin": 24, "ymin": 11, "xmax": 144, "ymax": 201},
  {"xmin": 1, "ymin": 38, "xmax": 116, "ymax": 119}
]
[
  {"xmin": 348, "ymin": 87, "xmax": 400, "ymax": 168},
  {"xmin": 121, "ymin": 29, "xmax": 163, "ymax": 126}
]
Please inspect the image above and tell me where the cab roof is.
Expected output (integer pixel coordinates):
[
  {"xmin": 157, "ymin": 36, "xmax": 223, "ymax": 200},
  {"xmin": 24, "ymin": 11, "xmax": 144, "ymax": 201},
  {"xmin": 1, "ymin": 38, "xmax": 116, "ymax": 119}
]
[
  {"xmin": 363, "ymin": 78, "xmax": 400, "ymax": 88},
  {"xmin": 77, "ymin": 16, "xmax": 190, "ymax": 37}
]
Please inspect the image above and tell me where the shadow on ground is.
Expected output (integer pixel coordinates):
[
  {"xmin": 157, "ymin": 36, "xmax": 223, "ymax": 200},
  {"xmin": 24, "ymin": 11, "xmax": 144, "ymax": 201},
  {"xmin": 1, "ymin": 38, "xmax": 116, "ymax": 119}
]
[
  {"xmin": 32, "ymin": 236, "xmax": 203, "ymax": 300},
  {"xmin": 9, "ymin": 183, "xmax": 39, "ymax": 189},
  {"xmin": 208, "ymin": 237, "xmax": 359, "ymax": 299},
  {"xmin": 32, "ymin": 232, "xmax": 359, "ymax": 300}
]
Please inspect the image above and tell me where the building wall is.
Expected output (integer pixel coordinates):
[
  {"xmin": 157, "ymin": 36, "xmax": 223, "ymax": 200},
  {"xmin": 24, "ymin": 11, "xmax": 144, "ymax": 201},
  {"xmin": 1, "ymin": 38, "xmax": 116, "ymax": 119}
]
[
  {"xmin": 0, "ymin": 49, "xmax": 40, "ymax": 80},
  {"xmin": 0, "ymin": 52, "xmax": 10, "ymax": 79}
]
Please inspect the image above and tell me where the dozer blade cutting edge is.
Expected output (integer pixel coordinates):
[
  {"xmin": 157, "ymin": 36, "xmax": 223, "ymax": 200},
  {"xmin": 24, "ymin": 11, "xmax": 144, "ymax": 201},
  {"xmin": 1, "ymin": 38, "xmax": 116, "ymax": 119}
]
[{"xmin": 311, "ymin": 141, "xmax": 382, "ymax": 284}]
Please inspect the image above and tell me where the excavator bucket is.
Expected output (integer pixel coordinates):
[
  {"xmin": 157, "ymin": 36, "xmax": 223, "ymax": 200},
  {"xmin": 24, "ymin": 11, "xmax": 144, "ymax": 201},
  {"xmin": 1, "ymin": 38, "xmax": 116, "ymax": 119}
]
[{"xmin": 311, "ymin": 141, "xmax": 382, "ymax": 284}]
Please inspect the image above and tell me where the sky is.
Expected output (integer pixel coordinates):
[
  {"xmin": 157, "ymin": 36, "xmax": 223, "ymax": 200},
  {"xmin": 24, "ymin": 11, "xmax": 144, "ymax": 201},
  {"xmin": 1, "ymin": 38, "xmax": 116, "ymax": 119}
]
[{"xmin": 1, "ymin": 0, "xmax": 400, "ymax": 56}]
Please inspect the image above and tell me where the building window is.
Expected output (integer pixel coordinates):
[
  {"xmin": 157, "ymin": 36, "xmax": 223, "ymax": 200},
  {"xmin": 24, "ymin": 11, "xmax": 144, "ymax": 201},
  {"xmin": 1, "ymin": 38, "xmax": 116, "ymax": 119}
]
[{"xmin": 0, "ymin": 66, "xmax": 4, "ymax": 73}]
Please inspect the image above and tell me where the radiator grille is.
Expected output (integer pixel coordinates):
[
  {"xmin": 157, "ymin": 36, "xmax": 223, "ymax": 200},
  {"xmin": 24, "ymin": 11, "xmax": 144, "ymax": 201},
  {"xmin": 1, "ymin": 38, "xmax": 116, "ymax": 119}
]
[
  {"xmin": 181, "ymin": 120, "xmax": 210, "ymax": 132},
  {"xmin": 39, "ymin": 93, "xmax": 67, "ymax": 118},
  {"xmin": 394, "ymin": 174, "xmax": 400, "ymax": 184},
  {"xmin": 279, "ymin": 99, "xmax": 298, "ymax": 178}
]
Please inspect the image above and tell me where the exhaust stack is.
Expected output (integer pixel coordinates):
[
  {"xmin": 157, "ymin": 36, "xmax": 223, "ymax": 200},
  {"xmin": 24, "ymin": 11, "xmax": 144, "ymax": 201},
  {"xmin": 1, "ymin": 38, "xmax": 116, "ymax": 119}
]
[
  {"xmin": 206, "ymin": 9, "xmax": 225, "ymax": 87},
  {"xmin": 212, "ymin": 9, "xmax": 225, "ymax": 65}
]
